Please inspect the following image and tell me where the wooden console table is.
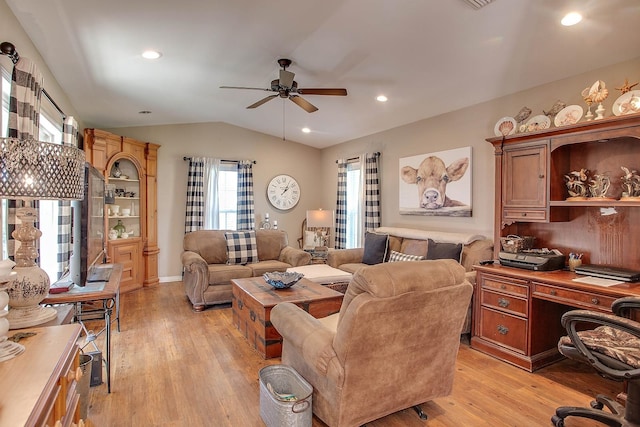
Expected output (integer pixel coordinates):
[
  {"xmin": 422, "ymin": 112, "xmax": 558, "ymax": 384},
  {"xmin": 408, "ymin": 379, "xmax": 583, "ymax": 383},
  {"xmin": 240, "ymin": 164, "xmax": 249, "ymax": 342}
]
[
  {"xmin": 232, "ymin": 277, "xmax": 343, "ymax": 358},
  {"xmin": 42, "ymin": 263, "xmax": 122, "ymax": 393},
  {"xmin": 471, "ymin": 264, "xmax": 640, "ymax": 371},
  {"xmin": 1, "ymin": 324, "xmax": 82, "ymax": 426}
]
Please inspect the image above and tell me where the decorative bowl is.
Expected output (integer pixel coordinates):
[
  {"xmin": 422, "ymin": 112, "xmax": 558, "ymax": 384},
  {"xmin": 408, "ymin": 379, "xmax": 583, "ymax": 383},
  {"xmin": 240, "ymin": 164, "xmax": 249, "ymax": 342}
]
[{"xmin": 263, "ymin": 272, "xmax": 304, "ymax": 289}]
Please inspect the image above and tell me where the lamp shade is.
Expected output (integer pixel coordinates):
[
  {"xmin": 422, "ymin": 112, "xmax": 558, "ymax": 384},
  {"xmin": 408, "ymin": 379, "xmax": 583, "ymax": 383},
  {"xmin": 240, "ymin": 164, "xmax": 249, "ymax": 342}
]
[
  {"xmin": 306, "ymin": 209, "xmax": 333, "ymax": 228},
  {"xmin": 0, "ymin": 137, "xmax": 85, "ymax": 200}
]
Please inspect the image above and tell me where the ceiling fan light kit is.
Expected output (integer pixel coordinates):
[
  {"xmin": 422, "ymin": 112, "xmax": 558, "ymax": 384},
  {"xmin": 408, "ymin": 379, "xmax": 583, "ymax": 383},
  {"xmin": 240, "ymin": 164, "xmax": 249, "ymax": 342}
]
[{"xmin": 220, "ymin": 58, "xmax": 347, "ymax": 113}]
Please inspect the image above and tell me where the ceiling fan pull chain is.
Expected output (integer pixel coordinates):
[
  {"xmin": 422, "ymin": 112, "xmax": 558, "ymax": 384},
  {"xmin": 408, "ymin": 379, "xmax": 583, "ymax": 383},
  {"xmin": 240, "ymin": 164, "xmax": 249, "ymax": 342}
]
[{"xmin": 282, "ymin": 100, "xmax": 286, "ymax": 141}]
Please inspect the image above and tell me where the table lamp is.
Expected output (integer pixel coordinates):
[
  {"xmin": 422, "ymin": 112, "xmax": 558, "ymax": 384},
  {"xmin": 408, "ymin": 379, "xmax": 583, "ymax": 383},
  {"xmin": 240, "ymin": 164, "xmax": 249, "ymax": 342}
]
[
  {"xmin": 306, "ymin": 209, "xmax": 334, "ymax": 248},
  {"xmin": 0, "ymin": 137, "xmax": 85, "ymax": 329}
]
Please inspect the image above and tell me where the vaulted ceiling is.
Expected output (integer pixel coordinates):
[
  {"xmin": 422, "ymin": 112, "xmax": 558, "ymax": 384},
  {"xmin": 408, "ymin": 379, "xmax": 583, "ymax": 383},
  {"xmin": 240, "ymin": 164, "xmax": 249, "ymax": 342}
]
[{"xmin": 6, "ymin": 0, "xmax": 640, "ymax": 148}]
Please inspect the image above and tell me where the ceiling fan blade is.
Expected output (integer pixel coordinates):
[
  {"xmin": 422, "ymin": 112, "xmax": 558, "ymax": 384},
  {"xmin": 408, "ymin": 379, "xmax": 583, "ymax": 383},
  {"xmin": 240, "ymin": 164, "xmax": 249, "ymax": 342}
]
[
  {"xmin": 289, "ymin": 95, "xmax": 318, "ymax": 113},
  {"xmin": 296, "ymin": 88, "xmax": 347, "ymax": 96},
  {"xmin": 247, "ymin": 94, "xmax": 278, "ymax": 109},
  {"xmin": 279, "ymin": 69, "xmax": 295, "ymax": 89},
  {"xmin": 220, "ymin": 86, "xmax": 273, "ymax": 92}
]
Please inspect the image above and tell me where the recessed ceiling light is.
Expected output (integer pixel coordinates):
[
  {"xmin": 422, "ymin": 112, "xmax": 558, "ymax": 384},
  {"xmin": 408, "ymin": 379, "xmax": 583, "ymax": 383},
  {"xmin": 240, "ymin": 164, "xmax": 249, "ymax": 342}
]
[
  {"xmin": 302, "ymin": 127, "xmax": 311, "ymax": 133},
  {"xmin": 138, "ymin": 110, "xmax": 152, "ymax": 114},
  {"xmin": 142, "ymin": 50, "xmax": 162, "ymax": 59},
  {"xmin": 376, "ymin": 95, "xmax": 388, "ymax": 102},
  {"xmin": 561, "ymin": 12, "xmax": 582, "ymax": 26}
]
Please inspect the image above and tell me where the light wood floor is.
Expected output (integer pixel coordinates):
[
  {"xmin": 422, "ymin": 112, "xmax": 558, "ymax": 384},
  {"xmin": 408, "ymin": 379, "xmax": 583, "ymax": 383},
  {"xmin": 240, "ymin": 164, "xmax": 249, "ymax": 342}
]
[{"xmin": 84, "ymin": 282, "xmax": 621, "ymax": 427}]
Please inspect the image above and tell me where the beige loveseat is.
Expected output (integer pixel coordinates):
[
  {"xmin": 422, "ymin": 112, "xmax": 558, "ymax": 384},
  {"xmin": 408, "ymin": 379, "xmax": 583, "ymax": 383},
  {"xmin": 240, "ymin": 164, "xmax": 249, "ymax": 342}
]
[
  {"xmin": 181, "ymin": 229, "xmax": 311, "ymax": 311},
  {"xmin": 327, "ymin": 226, "xmax": 493, "ymax": 333},
  {"xmin": 271, "ymin": 260, "xmax": 473, "ymax": 426}
]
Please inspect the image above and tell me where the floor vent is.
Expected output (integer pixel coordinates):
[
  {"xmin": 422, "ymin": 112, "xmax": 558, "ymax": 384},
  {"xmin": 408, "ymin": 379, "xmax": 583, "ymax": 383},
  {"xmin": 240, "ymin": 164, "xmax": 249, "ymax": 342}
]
[{"xmin": 462, "ymin": 0, "xmax": 495, "ymax": 10}]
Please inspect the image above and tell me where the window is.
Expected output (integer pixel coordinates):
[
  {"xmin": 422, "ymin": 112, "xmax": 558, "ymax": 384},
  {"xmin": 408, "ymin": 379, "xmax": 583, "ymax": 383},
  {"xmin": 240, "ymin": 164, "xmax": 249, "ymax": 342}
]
[
  {"xmin": 37, "ymin": 109, "xmax": 64, "ymax": 280},
  {"xmin": 217, "ymin": 163, "xmax": 238, "ymax": 230},
  {"xmin": 345, "ymin": 160, "xmax": 362, "ymax": 248}
]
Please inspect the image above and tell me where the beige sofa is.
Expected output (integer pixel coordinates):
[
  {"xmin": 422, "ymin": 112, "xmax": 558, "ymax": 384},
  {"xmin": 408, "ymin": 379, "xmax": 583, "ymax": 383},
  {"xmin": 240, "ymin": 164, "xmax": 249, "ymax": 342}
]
[
  {"xmin": 271, "ymin": 260, "xmax": 473, "ymax": 426},
  {"xmin": 181, "ymin": 229, "xmax": 311, "ymax": 311},
  {"xmin": 327, "ymin": 226, "xmax": 493, "ymax": 333}
]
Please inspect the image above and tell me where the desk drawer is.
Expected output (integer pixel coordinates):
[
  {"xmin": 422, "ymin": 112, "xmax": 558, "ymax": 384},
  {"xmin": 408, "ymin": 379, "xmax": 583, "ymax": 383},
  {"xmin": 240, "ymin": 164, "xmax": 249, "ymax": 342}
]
[
  {"xmin": 479, "ymin": 307, "xmax": 527, "ymax": 353},
  {"xmin": 481, "ymin": 274, "xmax": 529, "ymax": 297},
  {"xmin": 532, "ymin": 282, "xmax": 616, "ymax": 311},
  {"xmin": 503, "ymin": 208, "xmax": 547, "ymax": 222},
  {"xmin": 481, "ymin": 289, "xmax": 528, "ymax": 317}
]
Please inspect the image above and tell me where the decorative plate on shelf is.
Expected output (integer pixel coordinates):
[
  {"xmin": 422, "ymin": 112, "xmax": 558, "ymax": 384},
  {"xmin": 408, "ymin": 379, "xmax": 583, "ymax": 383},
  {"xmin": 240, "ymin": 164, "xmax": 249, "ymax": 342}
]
[
  {"xmin": 554, "ymin": 105, "xmax": 584, "ymax": 127},
  {"xmin": 493, "ymin": 116, "xmax": 517, "ymax": 137},
  {"xmin": 524, "ymin": 114, "xmax": 551, "ymax": 132},
  {"xmin": 612, "ymin": 90, "xmax": 640, "ymax": 116}
]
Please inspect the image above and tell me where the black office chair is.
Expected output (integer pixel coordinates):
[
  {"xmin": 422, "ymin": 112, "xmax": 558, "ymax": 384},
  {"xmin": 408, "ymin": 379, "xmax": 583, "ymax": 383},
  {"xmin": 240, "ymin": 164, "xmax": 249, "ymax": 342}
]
[{"xmin": 552, "ymin": 297, "xmax": 640, "ymax": 427}]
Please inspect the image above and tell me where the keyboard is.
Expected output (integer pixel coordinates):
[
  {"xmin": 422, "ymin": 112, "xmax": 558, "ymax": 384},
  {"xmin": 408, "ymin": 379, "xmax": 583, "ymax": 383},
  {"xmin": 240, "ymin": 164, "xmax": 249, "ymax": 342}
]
[
  {"xmin": 574, "ymin": 264, "xmax": 640, "ymax": 282},
  {"xmin": 87, "ymin": 267, "xmax": 112, "ymax": 283}
]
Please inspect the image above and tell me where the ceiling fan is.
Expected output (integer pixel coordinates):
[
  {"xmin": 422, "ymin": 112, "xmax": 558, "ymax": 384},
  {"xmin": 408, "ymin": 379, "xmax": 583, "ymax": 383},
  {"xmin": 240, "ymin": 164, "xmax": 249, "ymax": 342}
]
[{"xmin": 220, "ymin": 59, "xmax": 347, "ymax": 113}]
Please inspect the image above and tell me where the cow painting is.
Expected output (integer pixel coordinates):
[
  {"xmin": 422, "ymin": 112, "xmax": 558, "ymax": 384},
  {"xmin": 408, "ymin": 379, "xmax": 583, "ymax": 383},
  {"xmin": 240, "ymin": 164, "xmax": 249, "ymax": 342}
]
[{"xmin": 399, "ymin": 148, "xmax": 472, "ymax": 217}]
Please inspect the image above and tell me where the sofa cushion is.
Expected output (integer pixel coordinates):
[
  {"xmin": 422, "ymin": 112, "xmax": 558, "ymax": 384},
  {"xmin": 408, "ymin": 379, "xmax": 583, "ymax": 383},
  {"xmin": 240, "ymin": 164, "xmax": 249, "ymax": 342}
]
[
  {"xmin": 207, "ymin": 264, "xmax": 252, "ymax": 285},
  {"xmin": 225, "ymin": 231, "xmax": 259, "ymax": 265},
  {"xmin": 400, "ymin": 239, "xmax": 429, "ymax": 258},
  {"xmin": 250, "ymin": 260, "xmax": 291, "ymax": 277},
  {"xmin": 362, "ymin": 231, "xmax": 389, "ymax": 264},
  {"xmin": 426, "ymin": 238, "xmax": 463, "ymax": 263},
  {"xmin": 388, "ymin": 250, "xmax": 425, "ymax": 262}
]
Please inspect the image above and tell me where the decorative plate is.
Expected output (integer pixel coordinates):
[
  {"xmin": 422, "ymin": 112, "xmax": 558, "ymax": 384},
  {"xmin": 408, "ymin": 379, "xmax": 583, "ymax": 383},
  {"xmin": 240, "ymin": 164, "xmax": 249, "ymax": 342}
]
[
  {"xmin": 263, "ymin": 271, "xmax": 304, "ymax": 289},
  {"xmin": 554, "ymin": 105, "xmax": 584, "ymax": 127},
  {"xmin": 524, "ymin": 114, "xmax": 551, "ymax": 132},
  {"xmin": 612, "ymin": 90, "xmax": 640, "ymax": 116},
  {"xmin": 493, "ymin": 116, "xmax": 517, "ymax": 137}
]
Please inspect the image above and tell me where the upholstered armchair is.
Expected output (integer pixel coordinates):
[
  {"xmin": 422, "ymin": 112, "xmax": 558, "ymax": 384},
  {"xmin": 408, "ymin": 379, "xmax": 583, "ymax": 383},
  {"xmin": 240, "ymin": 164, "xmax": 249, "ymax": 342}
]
[
  {"xmin": 270, "ymin": 259, "xmax": 473, "ymax": 426},
  {"xmin": 552, "ymin": 297, "xmax": 640, "ymax": 427}
]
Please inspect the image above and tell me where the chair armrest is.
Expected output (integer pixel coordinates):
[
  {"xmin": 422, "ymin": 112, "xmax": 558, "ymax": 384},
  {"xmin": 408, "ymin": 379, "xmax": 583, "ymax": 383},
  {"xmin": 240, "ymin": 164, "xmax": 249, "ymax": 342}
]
[
  {"xmin": 612, "ymin": 297, "xmax": 640, "ymax": 318},
  {"xmin": 271, "ymin": 302, "xmax": 338, "ymax": 374},
  {"xmin": 561, "ymin": 309, "xmax": 640, "ymax": 379},
  {"xmin": 181, "ymin": 250, "xmax": 207, "ymax": 270},
  {"xmin": 279, "ymin": 246, "xmax": 312, "ymax": 266},
  {"xmin": 327, "ymin": 248, "xmax": 364, "ymax": 268}
]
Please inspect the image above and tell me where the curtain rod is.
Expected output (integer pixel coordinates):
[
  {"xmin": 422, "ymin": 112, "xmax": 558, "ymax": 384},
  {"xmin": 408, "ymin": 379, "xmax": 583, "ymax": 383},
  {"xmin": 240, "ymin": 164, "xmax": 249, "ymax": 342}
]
[
  {"xmin": 183, "ymin": 157, "xmax": 256, "ymax": 164},
  {"xmin": 335, "ymin": 151, "xmax": 380, "ymax": 164},
  {"xmin": 1, "ymin": 41, "xmax": 66, "ymax": 119}
]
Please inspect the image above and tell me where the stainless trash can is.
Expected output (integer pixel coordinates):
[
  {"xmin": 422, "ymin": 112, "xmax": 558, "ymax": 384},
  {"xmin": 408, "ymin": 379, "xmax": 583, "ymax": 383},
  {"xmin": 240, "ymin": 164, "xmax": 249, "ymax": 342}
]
[{"xmin": 259, "ymin": 365, "xmax": 312, "ymax": 427}]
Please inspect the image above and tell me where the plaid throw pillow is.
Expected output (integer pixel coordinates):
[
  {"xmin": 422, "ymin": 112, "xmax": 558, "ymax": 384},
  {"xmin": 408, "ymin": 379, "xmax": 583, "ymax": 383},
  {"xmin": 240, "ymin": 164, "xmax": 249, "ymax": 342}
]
[
  {"xmin": 388, "ymin": 250, "xmax": 424, "ymax": 262},
  {"xmin": 225, "ymin": 231, "xmax": 259, "ymax": 265}
]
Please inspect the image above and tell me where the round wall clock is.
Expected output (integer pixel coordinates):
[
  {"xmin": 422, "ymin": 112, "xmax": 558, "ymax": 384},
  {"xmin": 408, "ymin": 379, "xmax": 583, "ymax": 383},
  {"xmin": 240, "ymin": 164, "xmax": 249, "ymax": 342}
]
[{"xmin": 267, "ymin": 174, "xmax": 300, "ymax": 210}]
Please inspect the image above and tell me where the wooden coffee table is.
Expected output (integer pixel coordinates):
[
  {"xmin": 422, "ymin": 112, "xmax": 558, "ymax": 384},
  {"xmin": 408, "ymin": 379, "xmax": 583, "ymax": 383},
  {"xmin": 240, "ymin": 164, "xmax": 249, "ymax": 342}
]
[{"xmin": 232, "ymin": 277, "xmax": 343, "ymax": 359}]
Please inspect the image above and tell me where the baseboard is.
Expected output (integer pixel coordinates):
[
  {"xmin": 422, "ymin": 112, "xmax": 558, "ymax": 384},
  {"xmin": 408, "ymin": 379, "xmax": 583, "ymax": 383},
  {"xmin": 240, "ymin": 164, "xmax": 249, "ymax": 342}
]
[{"xmin": 160, "ymin": 275, "xmax": 183, "ymax": 283}]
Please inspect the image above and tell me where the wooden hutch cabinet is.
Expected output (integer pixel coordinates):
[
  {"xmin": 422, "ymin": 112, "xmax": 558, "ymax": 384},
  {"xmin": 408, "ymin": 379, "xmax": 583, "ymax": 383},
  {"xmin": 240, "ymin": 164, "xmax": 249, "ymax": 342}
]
[
  {"xmin": 472, "ymin": 114, "xmax": 640, "ymax": 371},
  {"xmin": 84, "ymin": 128, "xmax": 160, "ymax": 292}
]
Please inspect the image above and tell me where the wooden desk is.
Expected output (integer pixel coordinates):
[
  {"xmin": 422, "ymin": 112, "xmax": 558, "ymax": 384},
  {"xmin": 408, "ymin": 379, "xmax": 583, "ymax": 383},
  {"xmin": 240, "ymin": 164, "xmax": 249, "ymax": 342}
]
[
  {"xmin": 42, "ymin": 263, "xmax": 122, "ymax": 393},
  {"xmin": 0, "ymin": 324, "xmax": 82, "ymax": 426},
  {"xmin": 471, "ymin": 264, "xmax": 640, "ymax": 372},
  {"xmin": 232, "ymin": 277, "xmax": 343, "ymax": 358}
]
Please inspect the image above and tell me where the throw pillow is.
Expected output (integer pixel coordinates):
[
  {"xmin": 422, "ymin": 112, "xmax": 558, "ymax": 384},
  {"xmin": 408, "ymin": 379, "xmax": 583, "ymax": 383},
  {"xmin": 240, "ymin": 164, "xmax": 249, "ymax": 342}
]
[
  {"xmin": 225, "ymin": 231, "xmax": 259, "ymax": 265},
  {"xmin": 303, "ymin": 230, "xmax": 317, "ymax": 249},
  {"xmin": 426, "ymin": 238, "xmax": 463, "ymax": 263},
  {"xmin": 362, "ymin": 231, "xmax": 389, "ymax": 265},
  {"xmin": 388, "ymin": 250, "xmax": 425, "ymax": 262}
]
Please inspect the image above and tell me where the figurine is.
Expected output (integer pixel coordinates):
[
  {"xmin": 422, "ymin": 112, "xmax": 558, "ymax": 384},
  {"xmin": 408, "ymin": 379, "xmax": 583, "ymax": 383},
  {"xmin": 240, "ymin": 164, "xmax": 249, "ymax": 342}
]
[
  {"xmin": 620, "ymin": 166, "xmax": 640, "ymax": 200},
  {"xmin": 543, "ymin": 100, "xmax": 566, "ymax": 119},
  {"xmin": 513, "ymin": 106, "xmax": 532, "ymax": 131},
  {"xmin": 564, "ymin": 168, "xmax": 589, "ymax": 200},
  {"xmin": 588, "ymin": 173, "xmax": 612, "ymax": 199},
  {"xmin": 615, "ymin": 78, "xmax": 638, "ymax": 94}
]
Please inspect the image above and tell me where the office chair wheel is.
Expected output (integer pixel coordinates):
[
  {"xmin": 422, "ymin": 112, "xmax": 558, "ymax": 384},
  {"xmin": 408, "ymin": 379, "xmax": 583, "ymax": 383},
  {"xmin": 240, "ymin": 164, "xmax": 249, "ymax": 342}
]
[
  {"xmin": 550, "ymin": 415, "xmax": 565, "ymax": 427},
  {"xmin": 590, "ymin": 400, "xmax": 604, "ymax": 410}
]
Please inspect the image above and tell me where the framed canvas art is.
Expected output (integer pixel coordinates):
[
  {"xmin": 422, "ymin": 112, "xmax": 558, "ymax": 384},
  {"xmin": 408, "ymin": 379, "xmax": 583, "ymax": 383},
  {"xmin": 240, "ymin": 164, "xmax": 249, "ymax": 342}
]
[{"xmin": 399, "ymin": 147, "xmax": 472, "ymax": 217}]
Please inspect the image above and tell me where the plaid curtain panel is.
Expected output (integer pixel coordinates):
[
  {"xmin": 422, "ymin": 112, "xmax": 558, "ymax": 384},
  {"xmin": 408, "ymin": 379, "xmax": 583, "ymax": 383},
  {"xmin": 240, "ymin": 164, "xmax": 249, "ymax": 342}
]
[
  {"xmin": 56, "ymin": 116, "xmax": 78, "ymax": 278},
  {"xmin": 184, "ymin": 158, "xmax": 205, "ymax": 233},
  {"xmin": 6, "ymin": 56, "xmax": 43, "ymax": 261},
  {"xmin": 334, "ymin": 159, "xmax": 348, "ymax": 249},
  {"xmin": 363, "ymin": 152, "xmax": 381, "ymax": 232},
  {"xmin": 236, "ymin": 160, "xmax": 255, "ymax": 230},
  {"xmin": 224, "ymin": 230, "xmax": 258, "ymax": 265}
]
